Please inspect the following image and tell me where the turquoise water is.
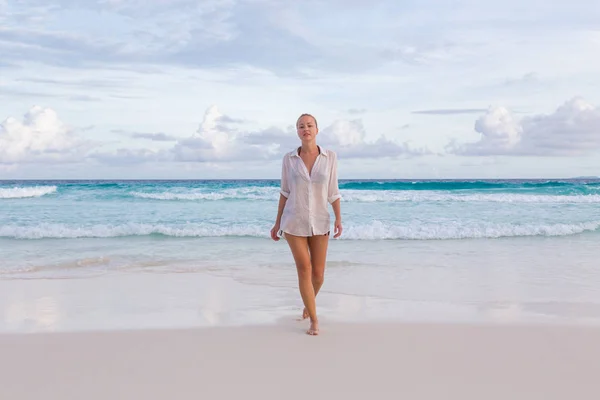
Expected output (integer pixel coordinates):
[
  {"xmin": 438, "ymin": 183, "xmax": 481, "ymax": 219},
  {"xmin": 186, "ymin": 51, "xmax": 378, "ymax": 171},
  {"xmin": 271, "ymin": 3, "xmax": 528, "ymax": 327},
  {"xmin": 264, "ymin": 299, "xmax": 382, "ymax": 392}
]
[
  {"xmin": 2, "ymin": 179, "xmax": 600, "ymax": 241},
  {"xmin": 2, "ymin": 179, "xmax": 600, "ymax": 331}
]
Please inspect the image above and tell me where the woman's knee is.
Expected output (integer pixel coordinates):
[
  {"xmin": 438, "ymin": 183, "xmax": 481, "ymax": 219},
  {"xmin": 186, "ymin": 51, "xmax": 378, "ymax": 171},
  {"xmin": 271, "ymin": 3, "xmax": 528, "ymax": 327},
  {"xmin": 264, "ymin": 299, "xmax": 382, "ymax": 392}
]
[
  {"xmin": 312, "ymin": 269, "xmax": 324, "ymax": 284},
  {"xmin": 296, "ymin": 261, "xmax": 312, "ymax": 279}
]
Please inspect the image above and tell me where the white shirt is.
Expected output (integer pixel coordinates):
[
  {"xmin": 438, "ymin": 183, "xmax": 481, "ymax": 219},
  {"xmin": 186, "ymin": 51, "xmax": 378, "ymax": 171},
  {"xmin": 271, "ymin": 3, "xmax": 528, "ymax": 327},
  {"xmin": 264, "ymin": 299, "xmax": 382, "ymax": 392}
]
[{"xmin": 279, "ymin": 146, "xmax": 342, "ymax": 237}]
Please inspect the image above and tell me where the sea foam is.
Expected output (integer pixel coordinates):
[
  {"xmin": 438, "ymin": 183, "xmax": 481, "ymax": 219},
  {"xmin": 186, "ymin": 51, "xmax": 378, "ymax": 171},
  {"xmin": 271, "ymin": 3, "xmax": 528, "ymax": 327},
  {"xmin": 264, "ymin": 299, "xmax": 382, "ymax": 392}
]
[
  {"xmin": 2, "ymin": 220, "xmax": 598, "ymax": 240},
  {"xmin": 0, "ymin": 186, "xmax": 57, "ymax": 199},
  {"xmin": 130, "ymin": 188, "xmax": 600, "ymax": 204}
]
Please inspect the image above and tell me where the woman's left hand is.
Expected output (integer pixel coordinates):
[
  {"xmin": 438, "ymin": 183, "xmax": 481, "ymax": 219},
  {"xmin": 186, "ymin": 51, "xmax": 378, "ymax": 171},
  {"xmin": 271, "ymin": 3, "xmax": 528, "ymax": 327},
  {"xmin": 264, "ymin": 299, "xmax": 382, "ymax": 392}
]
[{"xmin": 333, "ymin": 219, "xmax": 343, "ymax": 238}]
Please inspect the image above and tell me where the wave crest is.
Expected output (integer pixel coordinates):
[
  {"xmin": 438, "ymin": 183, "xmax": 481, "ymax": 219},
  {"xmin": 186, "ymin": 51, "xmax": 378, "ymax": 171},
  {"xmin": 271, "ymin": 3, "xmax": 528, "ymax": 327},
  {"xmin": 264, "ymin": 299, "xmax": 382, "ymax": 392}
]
[
  {"xmin": 1, "ymin": 220, "xmax": 598, "ymax": 240},
  {"xmin": 341, "ymin": 191, "xmax": 600, "ymax": 203},
  {"xmin": 0, "ymin": 186, "xmax": 57, "ymax": 199},
  {"xmin": 342, "ymin": 220, "xmax": 600, "ymax": 239},
  {"xmin": 130, "ymin": 187, "xmax": 277, "ymax": 201},
  {"xmin": 131, "ymin": 189, "xmax": 600, "ymax": 204}
]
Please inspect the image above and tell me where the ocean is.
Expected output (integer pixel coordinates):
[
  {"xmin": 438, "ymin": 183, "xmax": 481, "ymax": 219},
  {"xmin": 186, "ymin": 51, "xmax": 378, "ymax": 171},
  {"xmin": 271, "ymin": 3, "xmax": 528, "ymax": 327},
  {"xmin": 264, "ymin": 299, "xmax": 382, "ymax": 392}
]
[{"xmin": 2, "ymin": 179, "xmax": 600, "ymax": 332}]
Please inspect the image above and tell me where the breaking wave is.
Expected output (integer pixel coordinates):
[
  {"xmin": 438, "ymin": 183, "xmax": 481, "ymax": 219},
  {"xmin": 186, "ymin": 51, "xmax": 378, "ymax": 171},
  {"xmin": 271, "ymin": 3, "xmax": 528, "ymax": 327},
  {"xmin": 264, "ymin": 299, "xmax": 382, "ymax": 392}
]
[
  {"xmin": 2, "ymin": 220, "xmax": 598, "ymax": 240},
  {"xmin": 0, "ymin": 186, "xmax": 57, "ymax": 199}
]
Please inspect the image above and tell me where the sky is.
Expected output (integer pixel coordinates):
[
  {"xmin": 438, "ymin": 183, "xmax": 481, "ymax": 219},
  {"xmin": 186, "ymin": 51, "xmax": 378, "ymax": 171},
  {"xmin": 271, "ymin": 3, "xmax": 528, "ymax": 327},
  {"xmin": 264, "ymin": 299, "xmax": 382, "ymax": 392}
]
[{"xmin": 1, "ymin": 0, "xmax": 600, "ymax": 179}]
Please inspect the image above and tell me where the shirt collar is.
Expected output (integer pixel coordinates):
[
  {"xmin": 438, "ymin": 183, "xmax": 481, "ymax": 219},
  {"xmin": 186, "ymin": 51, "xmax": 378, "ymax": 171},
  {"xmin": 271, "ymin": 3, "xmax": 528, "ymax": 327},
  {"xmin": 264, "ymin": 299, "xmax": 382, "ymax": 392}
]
[{"xmin": 290, "ymin": 145, "xmax": 328, "ymax": 157}]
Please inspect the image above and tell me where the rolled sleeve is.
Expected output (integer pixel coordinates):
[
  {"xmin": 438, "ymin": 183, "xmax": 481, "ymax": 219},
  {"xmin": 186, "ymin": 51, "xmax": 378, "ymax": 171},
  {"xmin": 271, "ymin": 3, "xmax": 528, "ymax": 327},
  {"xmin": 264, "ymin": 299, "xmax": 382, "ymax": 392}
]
[
  {"xmin": 327, "ymin": 152, "xmax": 341, "ymax": 204},
  {"xmin": 280, "ymin": 155, "xmax": 290, "ymax": 198}
]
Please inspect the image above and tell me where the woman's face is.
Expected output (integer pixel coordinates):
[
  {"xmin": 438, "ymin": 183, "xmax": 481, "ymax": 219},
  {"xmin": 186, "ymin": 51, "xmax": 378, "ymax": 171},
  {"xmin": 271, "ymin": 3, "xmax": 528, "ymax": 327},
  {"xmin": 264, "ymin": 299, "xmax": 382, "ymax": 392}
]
[{"xmin": 296, "ymin": 115, "xmax": 318, "ymax": 142}]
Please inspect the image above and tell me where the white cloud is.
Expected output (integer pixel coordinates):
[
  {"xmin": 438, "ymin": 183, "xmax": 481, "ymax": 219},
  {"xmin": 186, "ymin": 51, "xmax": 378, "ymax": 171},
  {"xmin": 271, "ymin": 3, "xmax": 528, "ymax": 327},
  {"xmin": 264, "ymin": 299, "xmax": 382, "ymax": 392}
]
[
  {"xmin": 181, "ymin": 112, "xmax": 432, "ymax": 161},
  {"xmin": 238, "ymin": 126, "xmax": 296, "ymax": 149},
  {"xmin": 108, "ymin": 106, "xmax": 432, "ymax": 165},
  {"xmin": 319, "ymin": 119, "xmax": 431, "ymax": 158},
  {"xmin": 3, "ymin": 0, "xmax": 600, "ymax": 179},
  {"xmin": 0, "ymin": 106, "xmax": 94, "ymax": 164},
  {"xmin": 173, "ymin": 105, "xmax": 239, "ymax": 162},
  {"xmin": 448, "ymin": 97, "xmax": 600, "ymax": 156},
  {"xmin": 171, "ymin": 105, "xmax": 285, "ymax": 162}
]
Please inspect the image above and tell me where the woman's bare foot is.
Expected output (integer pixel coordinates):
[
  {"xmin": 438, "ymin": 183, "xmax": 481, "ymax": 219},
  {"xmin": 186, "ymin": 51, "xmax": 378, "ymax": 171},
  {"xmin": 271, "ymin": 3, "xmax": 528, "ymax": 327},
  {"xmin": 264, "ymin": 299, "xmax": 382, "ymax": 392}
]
[
  {"xmin": 296, "ymin": 307, "xmax": 309, "ymax": 321},
  {"xmin": 302, "ymin": 307, "xmax": 309, "ymax": 320},
  {"xmin": 307, "ymin": 319, "xmax": 319, "ymax": 336}
]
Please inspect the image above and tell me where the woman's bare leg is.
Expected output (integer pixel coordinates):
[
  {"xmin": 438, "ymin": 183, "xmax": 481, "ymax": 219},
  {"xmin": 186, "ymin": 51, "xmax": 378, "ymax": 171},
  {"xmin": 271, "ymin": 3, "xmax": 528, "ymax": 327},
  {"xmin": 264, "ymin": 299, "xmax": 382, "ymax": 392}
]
[
  {"xmin": 285, "ymin": 234, "xmax": 319, "ymax": 335},
  {"xmin": 302, "ymin": 233, "xmax": 330, "ymax": 321}
]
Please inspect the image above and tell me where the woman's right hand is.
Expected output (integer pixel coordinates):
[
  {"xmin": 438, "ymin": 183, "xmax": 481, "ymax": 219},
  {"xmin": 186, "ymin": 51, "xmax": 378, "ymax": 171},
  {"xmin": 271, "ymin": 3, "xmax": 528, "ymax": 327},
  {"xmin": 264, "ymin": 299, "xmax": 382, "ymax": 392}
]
[{"xmin": 270, "ymin": 223, "xmax": 281, "ymax": 241}]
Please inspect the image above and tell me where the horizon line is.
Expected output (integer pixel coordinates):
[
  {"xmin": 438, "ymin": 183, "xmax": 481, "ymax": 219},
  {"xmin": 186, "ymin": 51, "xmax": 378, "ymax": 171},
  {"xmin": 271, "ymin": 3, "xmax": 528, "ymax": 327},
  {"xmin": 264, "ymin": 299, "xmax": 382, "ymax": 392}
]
[{"xmin": 2, "ymin": 177, "xmax": 599, "ymax": 182}]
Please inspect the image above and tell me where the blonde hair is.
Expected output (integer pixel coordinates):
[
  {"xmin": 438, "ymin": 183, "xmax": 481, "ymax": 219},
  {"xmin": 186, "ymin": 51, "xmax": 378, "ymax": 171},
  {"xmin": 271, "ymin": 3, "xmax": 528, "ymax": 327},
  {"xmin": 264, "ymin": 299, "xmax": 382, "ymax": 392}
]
[{"xmin": 296, "ymin": 113, "xmax": 318, "ymax": 129}]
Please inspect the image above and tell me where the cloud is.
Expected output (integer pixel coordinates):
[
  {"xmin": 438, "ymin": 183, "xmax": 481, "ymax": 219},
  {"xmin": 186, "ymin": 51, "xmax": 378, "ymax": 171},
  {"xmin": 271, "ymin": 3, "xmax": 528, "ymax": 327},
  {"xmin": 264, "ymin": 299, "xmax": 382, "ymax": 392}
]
[
  {"xmin": 239, "ymin": 126, "xmax": 297, "ymax": 148},
  {"xmin": 0, "ymin": 106, "xmax": 95, "ymax": 164},
  {"xmin": 0, "ymin": 1, "xmax": 54, "ymax": 25},
  {"xmin": 0, "ymin": 1, "xmax": 458, "ymax": 76},
  {"xmin": 3, "ymin": 0, "xmax": 600, "ymax": 89},
  {"xmin": 447, "ymin": 97, "xmax": 600, "ymax": 156},
  {"xmin": 1, "ymin": 1, "xmax": 316, "ymax": 74},
  {"xmin": 0, "ymin": 88, "xmax": 101, "ymax": 102},
  {"xmin": 169, "ymin": 106, "xmax": 431, "ymax": 163},
  {"xmin": 218, "ymin": 115, "xmax": 245, "ymax": 124},
  {"xmin": 412, "ymin": 109, "xmax": 488, "ymax": 115},
  {"xmin": 0, "ymin": 87, "xmax": 101, "ymax": 102},
  {"xmin": 99, "ymin": 0, "xmax": 237, "ymax": 44},
  {"xmin": 171, "ymin": 105, "xmax": 233, "ymax": 162},
  {"xmin": 130, "ymin": 132, "xmax": 178, "ymax": 141},
  {"xmin": 319, "ymin": 119, "xmax": 431, "ymax": 158},
  {"xmin": 171, "ymin": 105, "xmax": 278, "ymax": 162},
  {"xmin": 0, "ymin": 28, "xmax": 127, "ymax": 68}
]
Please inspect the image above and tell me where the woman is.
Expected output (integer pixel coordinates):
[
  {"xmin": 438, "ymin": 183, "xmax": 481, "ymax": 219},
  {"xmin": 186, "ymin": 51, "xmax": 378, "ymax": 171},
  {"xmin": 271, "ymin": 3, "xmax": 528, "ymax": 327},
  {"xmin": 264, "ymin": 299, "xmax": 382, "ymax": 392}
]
[{"xmin": 270, "ymin": 113, "xmax": 342, "ymax": 336}]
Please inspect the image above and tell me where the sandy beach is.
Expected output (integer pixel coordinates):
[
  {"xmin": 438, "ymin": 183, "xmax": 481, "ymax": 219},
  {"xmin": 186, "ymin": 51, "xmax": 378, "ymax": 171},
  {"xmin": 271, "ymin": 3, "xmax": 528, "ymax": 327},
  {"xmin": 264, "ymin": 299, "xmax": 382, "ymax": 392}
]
[
  {"xmin": 4, "ymin": 182, "xmax": 600, "ymax": 400},
  {"xmin": 1, "ymin": 321, "xmax": 599, "ymax": 400}
]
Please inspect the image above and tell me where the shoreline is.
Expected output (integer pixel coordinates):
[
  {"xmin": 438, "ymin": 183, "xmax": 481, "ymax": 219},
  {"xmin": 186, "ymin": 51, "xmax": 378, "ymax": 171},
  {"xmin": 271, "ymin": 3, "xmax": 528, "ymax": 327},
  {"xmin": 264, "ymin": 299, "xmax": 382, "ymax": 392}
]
[{"xmin": 2, "ymin": 321, "xmax": 599, "ymax": 399}]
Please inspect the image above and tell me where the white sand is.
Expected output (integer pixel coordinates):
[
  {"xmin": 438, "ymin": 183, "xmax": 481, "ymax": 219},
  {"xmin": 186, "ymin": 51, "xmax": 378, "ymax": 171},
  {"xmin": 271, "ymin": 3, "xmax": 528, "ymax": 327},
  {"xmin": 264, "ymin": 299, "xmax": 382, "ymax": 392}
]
[{"xmin": 1, "ymin": 321, "xmax": 599, "ymax": 400}]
